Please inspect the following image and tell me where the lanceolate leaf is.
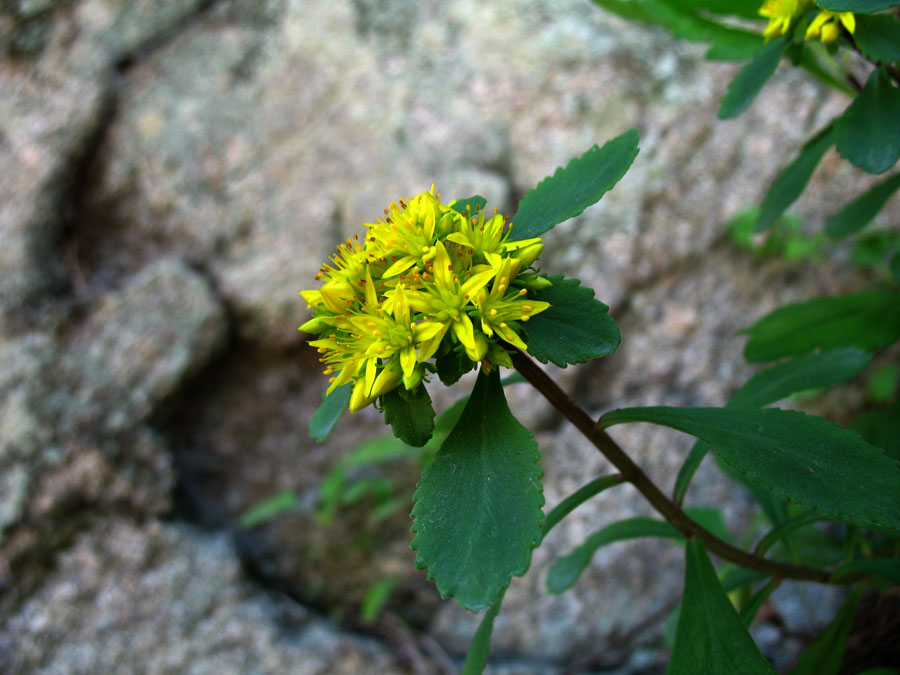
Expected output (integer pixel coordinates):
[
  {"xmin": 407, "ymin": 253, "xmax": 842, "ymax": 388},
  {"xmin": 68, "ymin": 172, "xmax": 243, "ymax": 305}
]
[
  {"xmin": 853, "ymin": 14, "xmax": 900, "ymax": 63},
  {"xmin": 826, "ymin": 173, "xmax": 900, "ymax": 239},
  {"xmin": 462, "ymin": 591, "xmax": 505, "ymax": 675},
  {"xmin": 755, "ymin": 123, "xmax": 835, "ymax": 232},
  {"xmin": 509, "ymin": 130, "xmax": 639, "ymax": 241},
  {"xmin": 790, "ymin": 588, "xmax": 862, "ymax": 675},
  {"xmin": 742, "ymin": 291, "xmax": 900, "ymax": 362},
  {"xmin": 600, "ymin": 406, "xmax": 900, "ymax": 533},
  {"xmin": 668, "ymin": 540, "xmax": 775, "ymax": 674},
  {"xmin": 835, "ymin": 68, "xmax": 900, "ymax": 174},
  {"xmin": 816, "ymin": 0, "xmax": 900, "ymax": 11},
  {"xmin": 411, "ymin": 368, "xmax": 544, "ymax": 611},
  {"xmin": 382, "ymin": 386, "xmax": 435, "ymax": 447},
  {"xmin": 523, "ymin": 275, "xmax": 620, "ymax": 366},
  {"xmin": 718, "ymin": 37, "xmax": 787, "ymax": 120},
  {"xmin": 309, "ymin": 382, "xmax": 352, "ymax": 442}
]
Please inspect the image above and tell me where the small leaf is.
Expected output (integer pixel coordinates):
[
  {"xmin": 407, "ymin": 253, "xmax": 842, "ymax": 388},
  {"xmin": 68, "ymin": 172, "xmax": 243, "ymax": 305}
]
[
  {"xmin": 547, "ymin": 518, "xmax": 682, "ymax": 594},
  {"xmin": 790, "ymin": 588, "xmax": 862, "ymax": 675},
  {"xmin": 450, "ymin": 195, "xmax": 487, "ymax": 216},
  {"xmin": 435, "ymin": 348, "xmax": 474, "ymax": 386},
  {"xmin": 239, "ymin": 490, "xmax": 298, "ymax": 528},
  {"xmin": 835, "ymin": 68, "xmax": 900, "ymax": 174},
  {"xmin": 382, "ymin": 386, "xmax": 435, "ymax": 447},
  {"xmin": 853, "ymin": 403, "xmax": 900, "ymax": 461},
  {"xmin": 853, "ymin": 13, "xmax": 900, "ymax": 63},
  {"xmin": 523, "ymin": 275, "xmax": 620, "ymax": 366},
  {"xmin": 740, "ymin": 580, "xmax": 780, "ymax": 627},
  {"xmin": 509, "ymin": 130, "xmax": 639, "ymax": 241},
  {"xmin": 718, "ymin": 38, "xmax": 787, "ymax": 120},
  {"xmin": 360, "ymin": 576, "xmax": 401, "ymax": 624},
  {"xmin": 309, "ymin": 382, "xmax": 352, "ymax": 442},
  {"xmin": 668, "ymin": 540, "xmax": 775, "ymax": 674},
  {"xmin": 462, "ymin": 591, "xmax": 505, "ymax": 675},
  {"xmin": 600, "ymin": 406, "xmax": 900, "ymax": 533},
  {"xmin": 816, "ymin": 0, "xmax": 900, "ymax": 10},
  {"xmin": 755, "ymin": 123, "xmax": 835, "ymax": 232},
  {"xmin": 411, "ymin": 368, "xmax": 544, "ymax": 611},
  {"xmin": 542, "ymin": 474, "xmax": 625, "ymax": 537},
  {"xmin": 826, "ymin": 173, "xmax": 900, "ymax": 239},
  {"xmin": 742, "ymin": 291, "xmax": 900, "ymax": 362}
]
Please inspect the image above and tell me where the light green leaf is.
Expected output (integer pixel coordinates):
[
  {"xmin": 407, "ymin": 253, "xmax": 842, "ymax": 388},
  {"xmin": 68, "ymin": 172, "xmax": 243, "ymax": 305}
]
[
  {"xmin": 450, "ymin": 195, "xmax": 487, "ymax": 216},
  {"xmin": 239, "ymin": 490, "xmax": 298, "ymax": 528},
  {"xmin": 835, "ymin": 68, "xmax": 900, "ymax": 174},
  {"xmin": 462, "ymin": 591, "xmax": 505, "ymax": 675},
  {"xmin": 509, "ymin": 130, "xmax": 639, "ymax": 241},
  {"xmin": 854, "ymin": 14, "xmax": 900, "ymax": 63},
  {"xmin": 742, "ymin": 291, "xmax": 900, "ymax": 362},
  {"xmin": 523, "ymin": 275, "xmax": 620, "ymax": 366},
  {"xmin": 826, "ymin": 173, "xmax": 900, "ymax": 238},
  {"xmin": 360, "ymin": 576, "xmax": 401, "ymax": 624},
  {"xmin": 790, "ymin": 588, "xmax": 862, "ymax": 675},
  {"xmin": 668, "ymin": 540, "xmax": 775, "ymax": 674},
  {"xmin": 601, "ymin": 406, "xmax": 900, "ymax": 533},
  {"xmin": 309, "ymin": 382, "xmax": 352, "ymax": 442},
  {"xmin": 411, "ymin": 369, "xmax": 544, "ymax": 611},
  {"xmin": 816, "ymin": 0, "xmax": 900, "ymax": 11},
  {"xmin": 718, "ymin": 38, "xmax": 787, "ymax": 120},
  {"xmin": 547, "ymin": 518, "xmax": 682, "ymax": 594},
  {"xmin": 755, "ymin": 123, "xmax": 834, "ymax": 232},
  {"xmin": 382, "ymin": 385, "xmax": 435, "ymax": 448}
]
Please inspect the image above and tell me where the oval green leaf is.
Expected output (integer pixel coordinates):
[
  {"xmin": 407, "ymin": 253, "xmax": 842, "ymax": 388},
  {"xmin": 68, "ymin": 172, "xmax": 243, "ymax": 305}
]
[
  {"xmin": 835, "ymin": 68, "xmax": 900, "ymax": 175},
  {"xmin": 382, "ymin": 385, "xmax": 435, "ymax": 447},
  {"xmin": 309, "ymin": 382, "xmax": 352, "ymax": 442},
  {"xmin": 854, "ymin": 13, "xmax": 900, "ymax": 63},
  {"xmin": 719, "ymin": 37, "xmax": 787, "ymax": 120}
]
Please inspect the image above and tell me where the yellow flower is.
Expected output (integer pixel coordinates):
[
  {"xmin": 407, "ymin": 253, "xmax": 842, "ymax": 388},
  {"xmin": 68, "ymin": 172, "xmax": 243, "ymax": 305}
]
[
  {"xmin": 805, "ymin": 9, "xmax": 855, "ymax": 43},
  {"xmin": 759, "ymin": 0, "xmax": 810, "ymax": 40},
  {"xmin": 299, "ymin": 188, "xmax": 551, "ymax": 411}
]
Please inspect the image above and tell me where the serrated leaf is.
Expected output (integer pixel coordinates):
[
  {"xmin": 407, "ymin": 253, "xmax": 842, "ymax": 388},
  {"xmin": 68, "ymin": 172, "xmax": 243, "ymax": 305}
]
[
  {"xmin": 411, "ymin": 368, "xmax": 544, "ymax": 611},
  {"xmin": 854, "ymin": 14, "xmax": 900, "ymax": 63},
  {"xmin": 450, "ymin": 195, "xmax": 487, "ymax": 216},
  {"xmin": 509, "ymin": 130, "xmax": 639, "ymax": 241},
  {"xmin": 816, "ymin": 0, "xmax": 900, "ymax": 10},
  {"xmin": 523, "ymin": 275, "xmax": 620, "ymax": 366},
  {"xmin": 742, "ymin": 291, "xmax": 900, "ymax": 362},
  {"xmin": 601, "ymin": 406, "xmax": 900, "ymax": 533},
  {"xmin": 462, "ymin": 591, "xmax": 505, "ymax": 675},
  {"xmin": 790, "ymin": 588, "xmax": 861, "ymax": 675},
  {"xmin": 826, "ymin": 173, "xmax": 900, "ymax": 238},
  {"xmin": 309, "ymin": 382, "xmax": 352, "ymax": 442},
  {"xmin": 547, "ymin": 518, "xmax": 682, "ymax": 594},
  {"xmin": 382, "ymin": 386, "xmax": 435, "ymax": 447},
  {"xmin": 718, "ymin": 38, "xmax": 787, "ymax": 120},
  {"xmin": 668, "ymin": 539, "xmax": 775, "ymax": 674},
  {"xmin": 835, "ymin": 68, "xmax": 900, "ymax": 174},
  {"xmin": 755, "ymin": 123, "xmax": 835, "ymax": 232}
]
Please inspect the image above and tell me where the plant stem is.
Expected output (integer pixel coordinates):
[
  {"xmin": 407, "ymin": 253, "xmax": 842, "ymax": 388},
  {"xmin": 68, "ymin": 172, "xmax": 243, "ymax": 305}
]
[{"xmin": 510, "ymin": 349, "xmax": 858, "ymax": 585}]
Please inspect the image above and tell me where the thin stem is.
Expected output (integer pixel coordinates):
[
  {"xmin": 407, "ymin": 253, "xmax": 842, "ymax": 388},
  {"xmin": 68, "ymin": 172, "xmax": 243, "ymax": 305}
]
[{"xmin": 510, "ymin": 349, "xmax": 860, "ymax": 585}]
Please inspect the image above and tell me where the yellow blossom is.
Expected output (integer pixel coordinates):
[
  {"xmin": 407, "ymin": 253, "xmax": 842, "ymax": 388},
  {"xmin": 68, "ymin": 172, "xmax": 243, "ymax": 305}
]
[
  {"xmin": 759, "ymin": 0, "xmax": 811, "ymax": 40},
  {"xmin": 805, "ymin": 9, "xmax": 855, "ymax": 43}
]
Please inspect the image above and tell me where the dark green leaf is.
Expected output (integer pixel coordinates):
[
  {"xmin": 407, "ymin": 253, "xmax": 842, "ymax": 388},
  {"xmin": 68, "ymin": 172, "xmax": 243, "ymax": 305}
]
[
  {"xmin": 685, "ymin": 505, "xmax": 732, "ymax": 543},
  {"xmin": 755, "ymin": 124, "xmax": 835, "ymax": 232},
  {"xmin": 462, "ymin": 591, "xmax": 505, "ymax": 675},
  {"xmin": 450, "ymin": 195, "xmax": 487, "ymax": 216},
  {"xmin": 816, "ymin": 0, "xmax": 900, "ymax": 11},
  {"xmin": 754, "ymin": 512, "xmax": 828, "ymax": 556},
  {"xmin": 673, "ymin": 440, "xmax": 711, "ymax": 506},
  {"xmin": 600, "ymin": 406, "xmax": 900, "ymax": 533},
  {"xmin": 854, "ymin": 14, "xmax": 900, "ymax": 63},
  {"xmin": 790, "ymin": 588, "xmax": 862, "ymax": 675},
  {"xmin": 730, "ymin": 348, "xmax": 873, "ymax": 407},
  {"xmin": 309, "ymin": 382, "xmax": 352, "ymax": 442},
  {"xmin": 852, "ymin": 403, "xmax": 900, "ymax": 460},
  {"xmin": 668, "ymin": 540, "xmax": 775, "ymax": 674},
  {"xmin": 411, "ymin": 369, "xmax": 544, "ymax": 610},
  {"xmin": 435, "ymin": 348, "xmax": 475, "ymax": 386},
  {"xmin": 742, "ymin": 291, "xmax": 900, "ymax": 362},
  {"xmin": 543, "ymin": 474, "xmax": 625, "ymax": 538},
  {"xmin": 510, "ymin": 130, "xmax": 639, "ymax": 240},
  {"xmin": 718, "ymin": 38, "xmax": 787, "ymax": 120},
  {"xmin": 835, "ymin": 68, "xmax": 900, "ymax": 174},
  {"xmin": 868, "ymin": 363, "xmax": 899, "ymax": 404},
  {"xmin": 382, "ymin": 386, "xmax": 435, "ymax": 447},
  {"xmin": 679, "ymin": 0, "xmax": 763, "ymax": 19},
  {"xmin": 524, "ymin": 275, "xmax": 620, "ymax": 366},
  {"xmin": 892, "ymin": 251, "xmax": 900, "ymax": 283},
  {"xmin": 827, "ymin": 173, "xmax": 900, "ymax": 238},
  {"xmin": 740, "ymin": 580, "xmax": 780, "ymax": 627},
  {"xmin": 547, "ymin": 518, "xmax": 682, "ymax": 594},
  {"xmin": 832, "ymin": 557, "xmax": 900, "ymax": 584}
]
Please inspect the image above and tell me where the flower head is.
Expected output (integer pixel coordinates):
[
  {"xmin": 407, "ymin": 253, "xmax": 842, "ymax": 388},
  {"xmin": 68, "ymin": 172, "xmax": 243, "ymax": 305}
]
[
  {"xmin": 805, "ymin": 9, "xmax": 855, "ymax": 43},
  {"xmin": 759, "ymin": 0, "xmax": 811, "ymax": 40},
  {"xmin": 300, "ymin": 188, "xmax": 550, "ymax": 411}
]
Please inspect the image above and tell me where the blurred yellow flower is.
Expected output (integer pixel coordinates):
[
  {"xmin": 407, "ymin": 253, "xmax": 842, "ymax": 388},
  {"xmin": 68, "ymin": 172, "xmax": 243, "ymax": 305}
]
[{"xmin": 805, "ymin": 9, "xmax": 855, "ymax": 43}]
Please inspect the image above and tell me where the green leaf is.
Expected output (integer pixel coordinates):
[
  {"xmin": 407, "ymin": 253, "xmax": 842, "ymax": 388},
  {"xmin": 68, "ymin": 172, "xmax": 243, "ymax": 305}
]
[
  {"xmin": 854, "ymin": 13, "xmax": 900, "ymax": 63},
  {"xmin": 718, "ymin": 38, "xmax": 787, "ymax": 120},
  {"xmin": 547, "ymin": 518, "xmax": 682, "ymax": 594},
  {"xmin": 893, "ymin": 251, "xmax": 900, "ymax": 284},
  {"xmin": 816, "ymin": 0, "xmax": 900, "ymax": 11},
  {"xmin": 868, "ymin": 363, "xmax": 900, "ymax": 403},
  {"xmin": 309, "ymin": 382, "xmax": 352, "ymax": 442},
  {"xmin": 509, "ymin": 129, "xmax": 639, "ymax": 241},
  {"xmin": 450, "ymin": 195, "xmax": 487, "ymax": 216},
  {"xmin": 523, "ymin": 275, "xmax": 620, "ymax": 366},
  {"xmin": 435, "ymin": 348, "xmax": 475, "ymax": 386},
  {"xmin": 411, "ymin": 368, "xmax": 544, "ymax": 611},
  {"xmin": 742, "ymin": 291, "xmax": 900, "ymax": 362},
  {"xmin": 360, "ymin": 576, "xmax": 401, "ymax": 624},
  {"xmin": 755, "ymin": 123, "xmax": 835, "ymax": 232},
  {"xmin": 832, "ymin": 557, "xmax": 900, "ymax": 584},
  {"xmin": 835, "ymin": 68, "xmax": 900, "ymax": 174},
  {"xmin": 790, "ymin": 588, "xmax": 862, "ymax": 675},
  {"xmin": 382, "ymin": 386, "xmax": 435, "ymax": 447},
  {"xmin": 853, "ymin": 403, "xmax": 900, "ymax": 460},
  {"xmin": 462, "ymin": 591, "xmax": 505, "ymax": 675},
  {"xmin": 730, "ymin": 348, "xmax": 873, "ymax": 408},
  {"xmin": 799, "ymin": 43, "xmax": 857, "ymax": 96},
  {"xmin": 673, "ymin": 441, "xmax": 711, "ymax": 506},
  {"xmin": 826, "ymin": 173, "xmax": 900, "ymax": 238},
  {"xmin": 754, "ymin": 512, "xmax": 828, "ymax": 556},
  {"xmin": 239, "ymin": 490, "xmax": 299, "ymax": 528},
  {"xmin": 542, "ymin": 474, "xmax": 625, "ymax": 538},
  {"xmin": 740, "ymin": 579, "xmax": 780, "ymax": 627},
  {"xmin": 600, "ymin": 406, "xmax": 900, "ymax": 533},
  {"xmin": 668, "ymin": 540, "xmax": 775, "ymax": 674}
]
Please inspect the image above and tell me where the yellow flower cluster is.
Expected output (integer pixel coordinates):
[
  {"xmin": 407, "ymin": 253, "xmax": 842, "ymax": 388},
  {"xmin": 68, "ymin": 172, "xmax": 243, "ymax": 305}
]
[
  {"xmin": 759, "ymin": 0, "xmax": 854, "ymax": 43},
  {"xmin": 300, "ymin": 188, "xmax": 550, "ymax": 412}
]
